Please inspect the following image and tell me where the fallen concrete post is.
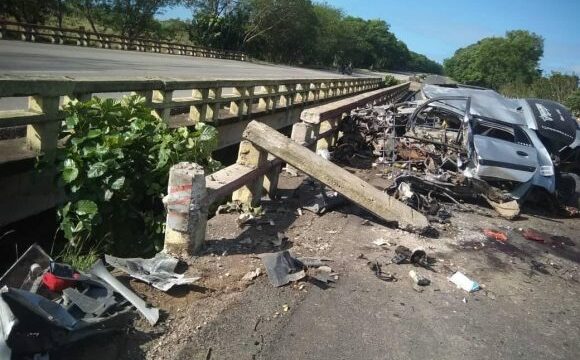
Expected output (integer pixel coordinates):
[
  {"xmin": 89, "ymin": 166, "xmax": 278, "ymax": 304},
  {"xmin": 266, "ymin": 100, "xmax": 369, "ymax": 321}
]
[
  {"xmin": 163, "ymin": 162, "xmax": 208, "ymax": 256},
  {"xmin": 242, "ymin": 121, "xmax": 430, "ymax": 231}
]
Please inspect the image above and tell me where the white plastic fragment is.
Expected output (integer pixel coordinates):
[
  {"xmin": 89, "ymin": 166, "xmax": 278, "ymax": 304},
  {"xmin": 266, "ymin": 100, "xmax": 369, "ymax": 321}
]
[{"xmin": 448, "ymin": 272, "xmax": 480, "ymax": 292}]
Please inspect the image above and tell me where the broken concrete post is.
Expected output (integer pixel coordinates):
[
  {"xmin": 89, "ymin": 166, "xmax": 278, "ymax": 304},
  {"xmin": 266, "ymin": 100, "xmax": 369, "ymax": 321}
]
[
  {"xmin": 232, "ymin": 140, "xmax": 268, "ymax": 206},
  {"xmin": 163, "ymin": 162, "xmax": 207, "ymax": 257},
  {"xmin": 242, "ymin": 121, "xmax": 430, "ymax": 230}
]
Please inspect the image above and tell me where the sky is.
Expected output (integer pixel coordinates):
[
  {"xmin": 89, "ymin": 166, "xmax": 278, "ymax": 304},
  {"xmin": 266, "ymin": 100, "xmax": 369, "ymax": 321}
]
[{"xmin": 159, "ymin": 0, "xmax": 580, "ymax": 74}]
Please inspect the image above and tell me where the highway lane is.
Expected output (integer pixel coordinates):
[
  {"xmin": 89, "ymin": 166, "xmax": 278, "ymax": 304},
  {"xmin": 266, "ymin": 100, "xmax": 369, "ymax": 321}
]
[
  {"xmin": 0, "ymin": 41, "xmax": 365, "ymax": 110},
  {"xmin": 0, "ymin": 41, "xmax": 347, "ymax": 79}
]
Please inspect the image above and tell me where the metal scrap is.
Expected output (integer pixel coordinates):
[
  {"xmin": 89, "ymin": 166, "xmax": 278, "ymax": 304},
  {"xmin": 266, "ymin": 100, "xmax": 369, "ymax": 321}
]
[{"xmin": 104, "ymin": 252, "xmax": 200, "ymax": 292}]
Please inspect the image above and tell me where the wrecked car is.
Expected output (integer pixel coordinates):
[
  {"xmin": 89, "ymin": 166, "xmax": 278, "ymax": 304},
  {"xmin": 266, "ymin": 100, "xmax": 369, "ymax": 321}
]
[{"xmin": 406, "ymin": 83, "xmax": 580, "ymax": 208}]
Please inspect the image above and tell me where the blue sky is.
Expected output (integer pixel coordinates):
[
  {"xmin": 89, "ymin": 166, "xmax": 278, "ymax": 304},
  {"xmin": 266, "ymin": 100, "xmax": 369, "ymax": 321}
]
[{"xmin": 159, "ymin": 0, "xmax": 580, "ymax": 74}]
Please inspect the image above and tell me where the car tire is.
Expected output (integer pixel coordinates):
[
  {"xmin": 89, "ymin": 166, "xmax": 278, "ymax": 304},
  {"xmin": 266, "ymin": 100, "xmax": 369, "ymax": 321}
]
[{"xmin": 558, "ymin": 172, "xmax": 580, "ymax": 209}]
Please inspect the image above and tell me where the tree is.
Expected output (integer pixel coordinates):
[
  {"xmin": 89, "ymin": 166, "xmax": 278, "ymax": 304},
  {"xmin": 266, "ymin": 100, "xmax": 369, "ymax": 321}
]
[
  {"xmin": 444, "ymin": 30, "xmax": 544, "ymax": 89},
  {"xmin": 1, "ymin": 0, "xmax": 57, "ymax": 24},
  {"xmin": 565, "ymin": 89, "xmax": 580, "ymax": 117}
]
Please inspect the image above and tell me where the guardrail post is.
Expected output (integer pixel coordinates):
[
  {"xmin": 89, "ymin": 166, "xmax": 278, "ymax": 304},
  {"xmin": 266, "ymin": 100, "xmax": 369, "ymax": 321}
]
[
  {"xmin": 316, "ymin": 118, "xmax": 338, "ymax": 152},
  {"xmin": 232, "ymin": 140, "xmax": 267, "ymax": 206},
  {"xmin": 189, "ymin": 88, "xmax": 209, "ymax": 123},
  {"xmin": 285, "ymin": 121, "xmax": 318, "ymax": 175},
  {"xmin": 152, "ymin": 89, "xmax": 173, "ymax": 122},
  {"xmin": 230, "ymin": 86, "xmax": 248, "ymax": 119},
  {"xmin": 263, "ymin": 154, "xmax": 281, "ymax": 199},
  {"xmin": 163, "ymin": 162, "xmax": 207, "ymax": 257},
  {"xmin": 209, "ymin": 87, "xmax": 223, "ymax": 122},
  {"xmin": 26, "ymin": 96, "xmax": 60, "ymax": 161}
]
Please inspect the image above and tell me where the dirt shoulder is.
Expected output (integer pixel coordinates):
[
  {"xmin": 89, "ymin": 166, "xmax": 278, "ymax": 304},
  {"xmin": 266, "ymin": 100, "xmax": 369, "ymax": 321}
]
[{"xmin": 72, "ymin": 168, "xmax": 579, "ymax": 360}]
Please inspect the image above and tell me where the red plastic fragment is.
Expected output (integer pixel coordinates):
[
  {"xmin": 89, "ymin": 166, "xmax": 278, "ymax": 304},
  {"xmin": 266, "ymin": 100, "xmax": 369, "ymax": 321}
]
[
  {"xmin": 42, "ymin": 272, "xmax": 79, "ymax": 292},
  {"xmin": 483, "ymin": 229, "xmax": 508, "ymax": 242}
]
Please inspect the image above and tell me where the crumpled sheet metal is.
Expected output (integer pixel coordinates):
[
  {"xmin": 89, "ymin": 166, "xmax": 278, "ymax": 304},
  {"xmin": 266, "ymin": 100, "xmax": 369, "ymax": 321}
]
[
  {"xmin": 259, "ymin": 251, "xmax": 305, "ymax": 287},
  {"xmin": 105, "ymin": 252, "xmax": 200, "ymax": 292}
]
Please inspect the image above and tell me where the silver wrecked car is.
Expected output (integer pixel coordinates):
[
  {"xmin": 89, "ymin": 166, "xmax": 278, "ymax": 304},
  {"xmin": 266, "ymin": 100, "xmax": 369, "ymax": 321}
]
[{"xmin": 406, "ymin": 83, "xmax": 579, "ymax": 206}]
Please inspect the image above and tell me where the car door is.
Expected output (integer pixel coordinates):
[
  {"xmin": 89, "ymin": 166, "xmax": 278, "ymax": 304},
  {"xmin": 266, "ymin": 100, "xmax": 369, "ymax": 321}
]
[{"xmin": 471, "ymin": 118, "xmax": 538, "ymax": 183}]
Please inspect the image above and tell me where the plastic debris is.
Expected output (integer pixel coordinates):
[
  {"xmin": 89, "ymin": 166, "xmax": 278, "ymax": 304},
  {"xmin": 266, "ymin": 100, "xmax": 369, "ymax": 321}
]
[
  {"xmin": 483, "ymin": 229, "xmax": 508, "ymax": 242},
  {"xmin": 448, "ymin": 272, "xmax": 480, "ymax": 292},
  {"xmin": 105, "ymin": 252, "xmax": 199, "ymax": 292},
  {"xmin": 409, "ymin": 270, "xmax": 430, "ymax": 286},
  {"xmin": 91, "ymin": 260, "xmax": 159, "ymax": 325}
]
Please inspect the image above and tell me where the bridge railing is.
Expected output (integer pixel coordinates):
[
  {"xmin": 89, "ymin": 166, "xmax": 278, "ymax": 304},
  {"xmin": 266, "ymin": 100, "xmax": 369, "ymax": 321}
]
[
  {"xmin": 0, "ymin": 20, "xmax": 247, "ymax": 61},
  {"xmin": 0, "ymin": 77, "xmax": 408, "ymax": 226}
]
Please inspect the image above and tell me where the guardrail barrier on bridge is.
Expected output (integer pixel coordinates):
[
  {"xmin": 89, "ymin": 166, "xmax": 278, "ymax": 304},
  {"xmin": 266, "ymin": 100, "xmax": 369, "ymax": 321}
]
[
  {"xmin": 0, "ymin": 76, "xmax": 402, "ymax": 226},
  {"xmin": 0, "ymin": 20, "xmax": 247, "ymax": 61}
]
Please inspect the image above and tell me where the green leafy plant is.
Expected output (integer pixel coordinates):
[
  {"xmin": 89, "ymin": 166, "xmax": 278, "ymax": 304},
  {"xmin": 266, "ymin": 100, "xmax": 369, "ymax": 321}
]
[
  {"xmin": 383, "ymin": 75, "xmax": 400, "ymax": 87},
  {"xmin": 56, "ymin": 95, "xmax": 220, "ymax": 260}
]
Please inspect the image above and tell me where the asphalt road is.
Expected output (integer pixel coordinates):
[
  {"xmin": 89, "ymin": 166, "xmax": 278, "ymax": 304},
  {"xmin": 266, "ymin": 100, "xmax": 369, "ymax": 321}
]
[
  {"xmin": 0, "ymin": 41, "xmax": 349, "ymax": 79},
  {"xmin": 0, "ymin": 41, "xmax": 374, "ymax": 111}
]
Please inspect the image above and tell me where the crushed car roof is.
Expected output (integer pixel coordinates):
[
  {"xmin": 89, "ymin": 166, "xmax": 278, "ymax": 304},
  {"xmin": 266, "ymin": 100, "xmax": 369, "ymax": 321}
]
[{"xmin": 421, "ymin": 84, "xmax": 527, "ymax": 126}]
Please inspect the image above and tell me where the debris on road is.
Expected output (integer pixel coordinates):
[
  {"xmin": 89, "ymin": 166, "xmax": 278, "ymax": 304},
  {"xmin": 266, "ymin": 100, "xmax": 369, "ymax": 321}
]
[
  {"xmin": 104, "ymin": 252, "xmax": 200, "ymax": 292},
  {"xmin": 521, "ymin": 228, "xmax": 547, "ymax": 243},
  {"xmin": 91, "ymin": 259, "xmax": 159, "ymax": 325},
  {"xmin": 483, "ymin": 229, "xmax": 509, "ymax": 242},
  {"xmin": 241, "ymin": 268, "xmax": 262, "ymax": 282},
  {"xmin": 409, "ymin": 269, "xmax": 430, "ymax": 286},
  {"xmin": 368, "ymin": 261, "xmax": 396, "ymax": 282},
  {"xmin": 448, "ymin": 272, "xmax": 480, "ymax": 293},
  {"xmin": 259, "ymin": 251, "xmax": 306, "ymax": 287},
  {"xmin": 0, "ymin": 245, "xmax": 155, "ymax": 358}
]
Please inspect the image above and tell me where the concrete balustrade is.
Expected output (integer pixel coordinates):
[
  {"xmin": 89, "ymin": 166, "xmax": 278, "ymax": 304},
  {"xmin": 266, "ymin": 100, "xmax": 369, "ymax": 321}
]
[
  {"xmin": 0, "ymin": 20, "xmax": 247, "ymax": 61},
  {"xmin": 0, "ymin": 76, "xmax": 393, "ymax": 226}
]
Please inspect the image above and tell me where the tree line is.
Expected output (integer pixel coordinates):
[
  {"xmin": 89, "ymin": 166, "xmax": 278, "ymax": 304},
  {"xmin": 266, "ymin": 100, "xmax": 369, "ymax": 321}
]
[
  {"xmin": 443, "ymin": 30, "xmax": 580, "ymax": 116},
  {"xmin": 0, "ymin": 0, "xmax": 443, "ymax": 73}
]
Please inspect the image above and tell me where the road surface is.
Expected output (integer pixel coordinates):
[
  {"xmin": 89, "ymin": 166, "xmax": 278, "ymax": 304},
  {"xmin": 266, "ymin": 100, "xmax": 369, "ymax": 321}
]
[{"xmin": 0, "ymin": 41, "xmax": 350, "ymax": 79}]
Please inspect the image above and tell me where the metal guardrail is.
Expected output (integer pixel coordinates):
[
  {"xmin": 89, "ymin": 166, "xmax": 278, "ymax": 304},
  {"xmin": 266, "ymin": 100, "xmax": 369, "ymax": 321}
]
[{"xmin": 0, "ymin": 20, "xmax": 247, "ymax": 61}]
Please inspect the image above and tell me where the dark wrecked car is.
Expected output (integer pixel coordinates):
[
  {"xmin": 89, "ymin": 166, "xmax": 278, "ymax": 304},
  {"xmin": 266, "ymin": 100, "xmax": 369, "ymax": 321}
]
[{"xmin": 405, "ymin": 83, "xmax": 580, "ymax": 209}]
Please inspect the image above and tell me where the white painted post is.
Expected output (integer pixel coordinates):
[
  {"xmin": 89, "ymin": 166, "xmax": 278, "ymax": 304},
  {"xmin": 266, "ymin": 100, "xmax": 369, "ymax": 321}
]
[{"xmin": 163, "ymin": 162, "xmax": 208, "ymax": 257}]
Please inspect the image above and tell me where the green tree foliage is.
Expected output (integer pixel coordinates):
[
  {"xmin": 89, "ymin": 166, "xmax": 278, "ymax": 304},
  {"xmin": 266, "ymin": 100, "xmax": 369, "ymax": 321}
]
[
  {"xmin": 500, "ymin": 72, "xmax": 579, "ymax": 103},
  {"xmin": 444, "ymin": 30, "xmax": 544, "ymax": 89},
  {"xmin": 565, "ymin": 89, "xmax": 580, "ymax": 117},
  {"xmin": 57, "ymin": 96, "xmax": 219, "ymax": 258},
  {"xmin": 186, "ymin": 0, "xmax": 442, "ymax": 72},
  {"xmin": 1, "ymin": 0, "xmax": 60, "ymax": 24}
]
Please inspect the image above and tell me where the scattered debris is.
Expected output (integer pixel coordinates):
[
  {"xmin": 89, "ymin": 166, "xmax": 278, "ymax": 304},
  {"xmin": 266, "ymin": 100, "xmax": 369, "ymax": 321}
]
[
  {"xmin": 259, "ymin": 251, "xmax": 306, "ymax": 287},
  {"xmin": 522, "ymin": 228, "xmax": 547, "ymax": 243},
  {"xmin": 91, "ymin": 259, "xmax": 159, "ymax": 325},
  {"xmin": 448, "ymin": 272, "xmax": 480, "ymax": 293},
  {"xmin": 483, "ymin": 229, "xmax": 509, "ymax": 242},
  {"xmin": 409, "ymin": 270, "xmax": 430, "ymax": 286},
  {"xmin": 241, "ymin": 268, "xmax": 261, "ymax": 282},
  {"xmin": 301, "ymin": 185, "xmax": 346, "ymax": 215},
  {"xmin": 368, "ymin": 261, "xmax": 396, "ymax": 282},
  {"xmin": 237, "ymin": 213, "xmax": 255, "ymax": 227},
  {"xmin": 0, "ymin": 245, "xmax": 145, "ymax": 357},
  {"xmin": 373, "ymin": 238, "xmax": 390, "ymax": 246},
  {"xmin": 105, "ymin": 252, "xmax": 200, "ymax": 292}
]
